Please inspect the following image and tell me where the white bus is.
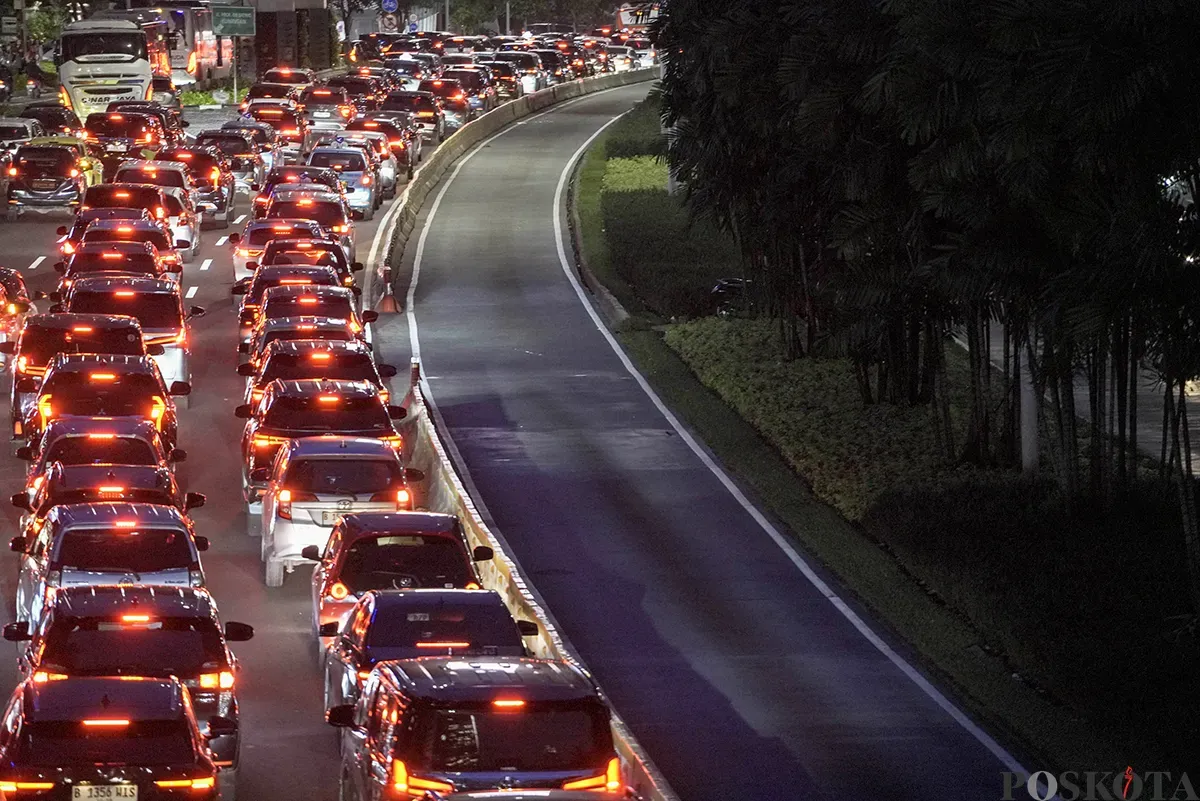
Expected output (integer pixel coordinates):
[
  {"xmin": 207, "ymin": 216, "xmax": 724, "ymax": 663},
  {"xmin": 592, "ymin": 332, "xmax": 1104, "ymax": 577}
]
[
  {"xmin": 153, "ymin": 4, "xmax": 231, "ymax": 86},
  {"xmin": 56, "ymin": 19, "xmax": 154, "ymax": 121}
]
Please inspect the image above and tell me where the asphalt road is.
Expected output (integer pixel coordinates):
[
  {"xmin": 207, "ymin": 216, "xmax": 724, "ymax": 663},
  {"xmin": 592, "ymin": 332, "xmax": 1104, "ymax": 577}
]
[
  {"xmin": 0, "ymin": 102, "xmax": 403, "ymax": 800},
  {"xmin": 393, "ymin": 83, "xmax": 1026, "ymax": 800}
]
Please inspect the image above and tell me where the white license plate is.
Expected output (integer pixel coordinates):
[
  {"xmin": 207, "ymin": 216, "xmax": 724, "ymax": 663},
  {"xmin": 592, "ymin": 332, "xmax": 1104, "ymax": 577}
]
[
  {"xmin": 73, "ymin": 785, "xmax": 138, "ymax": 800},
  {"xmin": 106, "ymin": 144, "xmax": 128, "ymax": 153},
  {"xmin": 321, "ymin": 511, "xmax": 345, "ymax": 526},
  {"xmin": 31, "ymin": 179, "xmax": 59, "ymax": 190},
  {"xmin": 313, "ymin": 111, "xmax": 331, "ymax": 118}
]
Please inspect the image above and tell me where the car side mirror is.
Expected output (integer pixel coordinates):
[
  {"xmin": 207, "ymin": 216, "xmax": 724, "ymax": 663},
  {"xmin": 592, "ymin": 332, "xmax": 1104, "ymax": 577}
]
[
  {"xmin": 15, "ymin": 377, "xmax": 37, "ymax": 393},
  {"xmin": 517, "ymin": 620, "xmax": 539, "ymax": 637},
  {"xmin": 2, "ymin": 622, "xmax": 30, "ymax": 642},
  {"xmin": 32, "ymin": 290, "xmax": 48, "ymax": 301},
  {"xmin": 377, "ymin": 363, "xmax": 397, "ymax": 378},
  {"xmin": 404, "ymin": 468, "xmax": 425, "ymax": 483},
  {"xmin": 249, "ymin": 467, "xmax": 271, "ymax": 482},
  {"xmin": 7, "ymin": 300, "xmax": 29, "ymax": 314},
  {"xmin": 318, "ymin": 621, "xmax": 338, "ymax": 637},
  {"xmin": 188, "ymin": 305, "xmax": 206, "ymax": 318},
  {"xmin": 55, "ymin": 225, "xmax": 67, "ymax": 236},
  {"xmin": 184, "ymin": 491, "xmax": 206, "ymax": 511},
  {"xmin": 169, "ymin": 447, "xmax": 187, "ymax": 462},
  {"xmin": 175, "ymin": 239, "xmax": 190, "ymax": 250},
  {"xmin": 325, "ymin": 705, "xmax": 356, "ymax": 728},
  {"xmin": 8, "ymin": 535, "xmax": 26, "ymax": 552},
  {"xmin": 181, "ymin": 120, "xmax": 190, "ymax": 128},
  {"xmin": 47, "ymin": 304, "xmax": 63, "ymax": 314},
  {"xmin": 228, "ymin": 232, "xmax": 241, "ymax": 244},
  {"xmin": 194, "ymin": 535, "xmax": 209, "ymax": 551},
  {"xmin": 472, "ymin": 543, "xmax": 494, "ymax": 561},
  {"xmin": 350, "ymin": 286, "xmax": 362, "ymax": 298},
  {"xmin": 386, "ymin": 405, "xmax": 406, "ymax": 419},
  {"xmin": 351, "ymin": 261, "xmax": 364, "ymax": 272},
  {"xmin": 206, "ymin": 715, "xmax": 237, "ymax": 738},
  {"xmin": 0, "ymin": 342, "xmax": 15, "ymax": 355},
  {"xmin": 52, "ymin": 261, "xmax": 65, "ymax": 274},
  {"xmin": 14, "ymin": 446, "xmax": 32, "ymax": 461},
  {"xmin": 10, "ymin": 493, "xmax": 29, "ymax": 512},
  {"xmin": 224, "ymin": 621, "xmax": 254, "ymax": 642},
  {"xmin": 236, "ymin": 362, "xmax": 256, "ymax": 377},
  {"xmin": 234, "ymin": 404, "xmax": 253, "ymax": 419},
  {"xmin": 301, "ymin": 544, "xmax": 321, "ymax": 561},
  {"xmin": 169, "ymin": 380, "xmax": 191, "ymax": 396},
  {"xmin": 361, "ymin": 310, "xmax": 379, "ymax": 324},
  {"xmin": 237, "ymin": 342, "xmax": 249, "ymax": 354},
  {"xmin": 142, "ymin": 342, "xmax": 165, "ymax": 357},
  {"xmin": 231, "ymin": 283, "xmax": 248, "ymax": 295},
  {"xmin": 49, "ymin": 291, "xmax": 62, "ymax": 303}
]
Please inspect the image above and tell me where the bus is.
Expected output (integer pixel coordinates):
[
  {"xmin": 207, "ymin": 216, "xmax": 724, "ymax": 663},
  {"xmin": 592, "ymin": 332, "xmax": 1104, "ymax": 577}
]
[
  {"xmin": 130, "ymin": 2, "xmax": 232, "ymax": 87},
  {"xmin": 56, "ymin": 19, "xmax": 155, "ymax": 121},
  {"xmin": 90, "ymin": 9, "xmax": 171, "ymax": 77},
  {"xmin": 616, "ymin": 2, "xmax": 660, "ymax": 31}
]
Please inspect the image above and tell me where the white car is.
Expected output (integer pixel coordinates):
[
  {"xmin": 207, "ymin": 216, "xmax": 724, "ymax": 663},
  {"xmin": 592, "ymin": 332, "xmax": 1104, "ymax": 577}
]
[
  {"xmin": 12, "ymin": 502, "xmax": 207, "ymax": 623},
  {"xmin": 112, "ymin": 160, "xmax": 200, "ymax": 213},
  {"xmin": 228, "ymin": 218, "xmax": 330, "ymax": 283}
]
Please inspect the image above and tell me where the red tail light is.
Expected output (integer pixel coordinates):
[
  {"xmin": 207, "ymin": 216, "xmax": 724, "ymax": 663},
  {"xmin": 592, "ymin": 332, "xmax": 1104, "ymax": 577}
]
[{"xmin": 277, "ymin": 488, "xmax": 317, "ymax": 519}]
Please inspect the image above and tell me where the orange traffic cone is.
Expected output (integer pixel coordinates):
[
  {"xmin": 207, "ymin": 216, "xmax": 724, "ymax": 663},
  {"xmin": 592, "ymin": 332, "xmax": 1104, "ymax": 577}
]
[{"xmin": 376, "ymin": 267, "xmax": 400, "ymax": 313}]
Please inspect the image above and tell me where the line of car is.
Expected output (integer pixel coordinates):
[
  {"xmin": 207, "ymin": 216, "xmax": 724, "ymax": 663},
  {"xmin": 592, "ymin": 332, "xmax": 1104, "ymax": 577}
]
[{"xmin": 0, "ymin": 56, "xmax": 631, "ymax": 801}]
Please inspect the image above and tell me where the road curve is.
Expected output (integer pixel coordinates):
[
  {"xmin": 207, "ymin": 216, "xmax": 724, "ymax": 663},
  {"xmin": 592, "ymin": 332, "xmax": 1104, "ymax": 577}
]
[{"xmin": 394, "ymin": 82, "xmax": 1023, "ymax": 800}]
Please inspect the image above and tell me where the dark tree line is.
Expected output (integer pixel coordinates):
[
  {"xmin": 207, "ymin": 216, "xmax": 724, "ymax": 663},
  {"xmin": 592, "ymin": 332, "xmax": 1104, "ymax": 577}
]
[{"xmin": 656, "ymin": 0, "xmax": 1200, "ymax": 615}]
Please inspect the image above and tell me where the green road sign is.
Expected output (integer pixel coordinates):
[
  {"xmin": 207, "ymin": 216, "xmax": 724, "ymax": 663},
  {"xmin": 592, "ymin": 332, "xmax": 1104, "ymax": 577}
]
[{"xmin": 211, "ymin": 7, "xmax": 256, "ymax": 36}]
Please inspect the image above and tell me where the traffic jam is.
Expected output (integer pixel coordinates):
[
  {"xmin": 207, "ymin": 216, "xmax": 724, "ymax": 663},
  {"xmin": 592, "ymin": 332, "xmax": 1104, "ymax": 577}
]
[{"xmin": 0, "ymin": 25, "xmax": 650, "ymax": 801}]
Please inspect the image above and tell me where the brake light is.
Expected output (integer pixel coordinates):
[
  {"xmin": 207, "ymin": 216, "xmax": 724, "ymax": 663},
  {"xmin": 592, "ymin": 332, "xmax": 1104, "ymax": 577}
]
[
  {"xmin": 186, "ymin": 50, "xmax": 198, "ymax": 75},
  {"xmin": 210, "ymin": 167, "xmax": 221, "ymax": 184},
  {"xmin": 562, "ymin": 757, "xmax": 622, "ymax": 792},
  {"xmin": 115, "ymin": 520, "xmax": 138, "ymax": 529},
  {"xmin": 15, "ymin": 355, "xmax": 27, "ymax": 373},
  {"xmin": 100, "ymin": 253, "xmax": 124, "ymax": 261},
  {"xmin": 69, "ymin": 167, "xmax": 80, "ymax": 178},
  {"xmin": 121, "ymin": 614, "xmax": 151, "ymax": 623},
  {"xmin": 361, "ymin": 175, "xmax": 371, "ymax": 186},
  {"xmin": 83, "ymin": 719, "xmax": 129, "ymax": 727},
  {"xmin": 338, "ymin": 105, "xmax": 353, "ymax": 118},
  {"xmin": 37, "ymin": 394, "xmax": 52, "ymax": 426},
  {"xmin": 492, "ymin": 698, "xmax": 525, "ymax": 709},
  {"xmin": 416, "ymin": 641, "xmax": 469, "ymax": 649},
  {"xmin": 198, "ymin": 671, "xmax": 234, "ymax": 690},
  {"xmin": 277, "ymin": 488, "xmax": 316, "ymax": 519},
  {"xmin": 177, "ymin": 152, "xmax": 193, "ymax": 160},
  {"xmin": 417, "ymin": 111, "xmax": 435, "ymax": 118},
  {"xmin": 31, "ymin": 671, "xmax": 67, "ymax": 683},
  {"xmin": 298, "ymin": 297, "xmax": 319, "ymax": 305},
  {"xmin": 61, "ymin": 241, "xmax": 75, "ymax": 255},
  {"xmin": 0, "ymin": 782, "xmax": 56, "ymax": 792},
  {"xmin": 6, "ymin": 166, "xmax": 14, "ymax": 177},
  {"xmin": 149, "ymin": 395, "xmax": 167, "ymax": 428},
  {"xmin": 98, "ymin": 485, "xmax": 124, "ymax": 494},
  {"xmin": 317, "ymin": 394, "xmax": 340, "ymax": 403},
  {"xmin": 155, "ymin": 777, "xmax": 215, "ymax": 790},
  {"xmin": 86, "ymin": 433, "xmax": 115, "ymax": 439},
  {"xmin": 331, "ymin": 224, "xmax": 350, "ymax": 233},
  {"xmin": 155, "ymin": 207, "xmax": 166, "ymax": 220}
]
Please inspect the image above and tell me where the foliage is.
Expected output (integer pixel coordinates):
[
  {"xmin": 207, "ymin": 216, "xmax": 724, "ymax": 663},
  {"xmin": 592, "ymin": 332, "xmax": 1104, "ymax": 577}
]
[
  {"xmin": 604, "ymin": 97, "xmax": 666, "ymax": 158},
  {"xmin": 601, "ymin": 156, "xmax": 665, "ymax": 192},
  {"xmin": 26, "ymin": 7, "xmax": 65, "ymax": 44},
  {"xmin": 179, "ymin": 86, "xmax": 249, "ymax": 107}
]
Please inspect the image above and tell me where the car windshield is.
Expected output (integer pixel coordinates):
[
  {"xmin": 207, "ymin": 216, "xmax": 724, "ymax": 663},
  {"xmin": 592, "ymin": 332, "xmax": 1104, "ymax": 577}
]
[
  {"xmin": 423, "ymin": 705, "xmax": 611, "ymax": 772},
  {"xmin": 338, "ymin": 534, "xmax": 474, "ymax": 592},
  {"xmin": 268, "ymin": 201, "xmax": 346, "ymax": 227},
  {"xmin": 41, "ymin": 371, "xmax": 163, "ymax": 417},
  {"xmin": 194, "ymin": 134, "xmax": 251, "ymax": 157},
  {"xmin": 19, "ymin": 720, "xmax": 192, "ymax": 767},
  {"xmin": 61, "ymin": 31, "xmax": 148, "ymax": 62},
  {"xmin": 40, "ymin": 617, "xmax": 223, "ymax": 676},
  {"xmin": 14, "ymin": 148, "xmax": 74, "ymax": 178},
  {"xmin": 309, "ymin": 151, "xmax": 366, "ymax": 171},
  {"xmin": 261, "ymin": 352, "xmax": 376, "ymax": 384},
  {"xmin": 54, "ymin": 527, "xmax": 192, "ymax": 572},
  {"xmin": 68, "ymin": 291, "xmax": 182, "ymax": 330},
  {"xmin": 43, "ymin": 436, "xmax": 157, "ymax": 466},
  {"xmin": 263, "ymin": 295, "xmax": 353, "ymax": 319},
  {"xmin": 68, "ymin": 252, "xmax": 157, "ymax": 276},
  {"xmin": 284, "ymin": 457, "xmax": 400, "ymax": 495},
  {"xmin": 113, "ymin": 168, "xmax": 185, "ymax": 189},
  {"xmin": 83, "ymin": 229, "xmax": 171, "ymax": 250},
  {"xmin": 262, "ymin": 395, "xmax": 390, "ymax": 433},
  {"xmin": 364, "ymin": 601, "xmax": 519, "ymax": 649},
  {"xmin": 19, "ymin": 324, "xmax": 144, "ymax": 365},
  {"xmin": 83, "ymin": 186, "xmax": 161, "ymax": 210}
]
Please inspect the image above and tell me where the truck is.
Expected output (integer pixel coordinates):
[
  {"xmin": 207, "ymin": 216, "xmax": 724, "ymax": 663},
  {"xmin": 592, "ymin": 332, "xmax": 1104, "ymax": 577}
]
[{"xmin": 56, "ymin": 19, "xmax": 156, "ymax": 121}]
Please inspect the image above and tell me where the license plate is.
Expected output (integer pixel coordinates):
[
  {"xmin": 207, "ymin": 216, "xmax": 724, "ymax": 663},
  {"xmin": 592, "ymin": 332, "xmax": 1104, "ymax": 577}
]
[
  {"xmin": 73, "ymin": 785, "xmax": 138, "ymax": 800},
  {"xmin": 313, "ymin": 111, "xmax": 331, "ymax": 118},
  {"xmin": 31, "ymin": 179, "xmax": 59, "ymax": 190},
  {"xmin": 106, "ymin": 143, "xmax": 128, "ymax": 153},
  {"xmin": 321, "ymin": 511, "xmax": 345, "ymax": 526}
]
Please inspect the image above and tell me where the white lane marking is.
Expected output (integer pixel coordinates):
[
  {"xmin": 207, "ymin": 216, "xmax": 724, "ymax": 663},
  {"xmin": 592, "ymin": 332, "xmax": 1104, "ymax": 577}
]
[
  {"xmin": 26, "ymin": 256, "xmax": 44, "ymax": 271},
  {"xmin": 407, "ymin": 88, "xmax": 1032, "ymax": 779},
  {"xmin": 215, "ymin": 236, "xmax": 229, "ymax": 247},
  {"xmin": 185, "ymin": 286, "xmax": 198, "ymax": 299},
  {"xmin": 200, "ymin": 258, "xmax": 212, "ymax": 272},
  {"xmin": 233, "ymin": 214, "xmax": 246, "ymax": 224}
]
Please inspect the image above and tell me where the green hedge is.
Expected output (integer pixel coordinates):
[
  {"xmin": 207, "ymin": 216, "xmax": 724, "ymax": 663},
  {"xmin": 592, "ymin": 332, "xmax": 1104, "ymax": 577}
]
[
  {"xmin": 605, "ymin": 95, "xmax": 666, "ymax": 159},
  {"xmin": 601, "ymin": 188, "xmax": 739, "ymax": 319}
]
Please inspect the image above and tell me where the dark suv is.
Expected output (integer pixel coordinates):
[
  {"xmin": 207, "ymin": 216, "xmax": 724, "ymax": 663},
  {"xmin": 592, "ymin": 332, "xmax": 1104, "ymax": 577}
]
[
  {"xmin": 0, "ymin": 674, "xmax": 229, "ymax": 799},
  {"xmin": 327, "ymin": 658, "xmax": 622, "ymax": 795},
  {"xmin": 6, "ymin": 144, "xmax": 92, "ymax": 210}
]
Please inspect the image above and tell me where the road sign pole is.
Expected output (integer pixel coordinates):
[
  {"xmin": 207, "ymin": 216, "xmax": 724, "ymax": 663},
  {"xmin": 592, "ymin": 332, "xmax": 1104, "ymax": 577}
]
[{"xmin": 232, "ymin": 36, "xmax": 237, "ymax": 106}]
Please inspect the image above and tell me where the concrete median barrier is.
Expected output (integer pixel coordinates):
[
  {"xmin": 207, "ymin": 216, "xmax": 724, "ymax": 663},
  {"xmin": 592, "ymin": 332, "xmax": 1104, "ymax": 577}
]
[{"xmin": 398, "ymin": 358, "xmax": 677, "ymax": 801}]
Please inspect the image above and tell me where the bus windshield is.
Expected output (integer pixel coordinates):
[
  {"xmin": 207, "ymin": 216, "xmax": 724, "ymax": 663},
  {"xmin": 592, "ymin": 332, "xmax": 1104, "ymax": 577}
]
[{"xmin": 61, "ymin": 32, "xmax": 147, "ymax": 62}]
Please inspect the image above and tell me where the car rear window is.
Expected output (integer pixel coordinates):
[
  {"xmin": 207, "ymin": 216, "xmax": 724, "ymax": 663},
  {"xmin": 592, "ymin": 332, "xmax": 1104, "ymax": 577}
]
[
  {"xmin": 301, "ymin": 87, "xmax": 349, "ymax": 104},
  {"xmin": 43, "ymin": 435, "xmax": 157, "ymax": 466},
  {"xmin": 364, "ymin": 600, "xmax": 518, "ymax": 647},
  {"xmin": 83, "ymin": 186, "xmax": 163, "ymax": 211},
  {"xmin": 40, "ymin": 371, "xmax": 164, "ymax": 418},
  {"xmin": 248, "ymin": 83, "xmax": 293, "ymax": 99},
  {"xmin": 329, "ymin": 78, "xmax": 374, "ymax": 95},
  {"xmin": 383, "ymin": 95, "xmax": 437, "ymax": 114},
  {"xmin": 423, "ymin": 705, "xmax": 611, "ymax": 772},
  {"xmin": 338, "ymin": 534, "xmax": 475, "ymax": 593},
  {"xmin": 248, "ymin": 225, "xmax": 316, "ymax": 247},
  {"xmin": 262, "ymin": 294, "xmax": 353, "ymax": 320},
  {"xmin": 82, "ymin": 229, "xmax": 172, "ymax": 251},
  {"xmin": 0, "ymin": 124, "xmax": 31, "ymax": 139},
  {"xmin": 54, "ymin": 527, "xmax": 192, "ymax": 572},
  {"xmin": 268, "ymin": 200, "xmax": 347, "ymax": 227},
  {"xmin": 19, "ymin": 323, "xmax": 144, "ymax": 365},
  {"xmin": 260, "ymin": 351, "xmax": 376, "ymax": 384},
  {"xmin": 67, "ymin": 291, "xmax": 182, "ymax": 330},
  {"xmin": 19, "ymin": 720, "xmax": 194, "ymax": 767},
  {"xmin": 40, "ymin": 616, "xmax": 224, "ymax": 676},
  {"xmin": 86, "ymin": 114, "xmax": 158, "ymax": 139},
  {"xmin": 262, "ymin": 395, "xmax": 391, "ymax": 433},
  {"xmin": 225, "ymin": 125, "xmax": 270, "ymax": 146},
  {"xmin": 68, "ymin": 252, "xmax": 158, "ymax": 277},
  {"xmin": 113, "ymin": 167, "xmax": 186, "ymax": 189},
  {"xmin": 445, "ymin": 70, "xmax": 483, "ymax": 90},
  {"xmin": 283, "ymin": 457, "xmax": 400, "ymax": 494},
  {"xmin": 309, "ymin": 151, "xmax": 366, "ymax": 171},
  {"xmin": 14, "ymin": 147, "xmax": 74, "ymax": 177},
  {"xmin": 263, "ymin": 247, "xmax": 342, "ymax": 269},
  {"xmin": 194, "ymin": 133, "xmax": 252, "ymax": 157}
]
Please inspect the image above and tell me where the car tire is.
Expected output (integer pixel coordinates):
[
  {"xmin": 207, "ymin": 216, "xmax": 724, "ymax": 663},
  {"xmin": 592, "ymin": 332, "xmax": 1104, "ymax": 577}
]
[
  {"xmin": 363, "ymin": 204, "xmax": 374, "ymax": 222},
  {"xmin": 265, "ymin": 559, "xmax": 284, "ymax": 587}
]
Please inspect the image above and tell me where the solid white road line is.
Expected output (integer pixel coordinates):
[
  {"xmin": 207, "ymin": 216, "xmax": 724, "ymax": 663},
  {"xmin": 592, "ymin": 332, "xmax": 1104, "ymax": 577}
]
[
  {"xmin": 200, "ymin": 259, "xmax": 212, "ymax": 272},
  {"xmin": 26, "ymin": 256, "xmax": 44, "ymax": 271},
  {"xmin": 185, "ymin": 286, "xmax": 198, "ymax": 299},
  {"xmin": 215, "ymin": 236, "xmax": 229, "ymax": 247},
  {"xmin": 405, "ymin": 85, "xmax": 1032, "ymax": 780}
]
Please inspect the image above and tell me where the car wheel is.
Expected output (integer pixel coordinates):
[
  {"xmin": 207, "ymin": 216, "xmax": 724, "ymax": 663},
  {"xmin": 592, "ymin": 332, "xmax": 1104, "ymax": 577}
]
[
  {"xmin": 407, "ymin": 162, "xmax": 414, "ymax": 180},
  {"xmin": 265, "ymin": 559, "xmax": 284, "ymax": 587},
  {"xmin": 363, "ymin": 203, "xmax": 374, "ymax": 222}
]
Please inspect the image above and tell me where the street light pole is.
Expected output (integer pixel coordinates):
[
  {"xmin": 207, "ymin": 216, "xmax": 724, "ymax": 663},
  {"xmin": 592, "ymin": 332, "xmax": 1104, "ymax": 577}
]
[
  {"xmin": 505, "ymin": 0, "xmax": 510, "ymax": 35},
  {"xmin": 444, "ymin": 0, "xmax": 449, "ymax": 31}
]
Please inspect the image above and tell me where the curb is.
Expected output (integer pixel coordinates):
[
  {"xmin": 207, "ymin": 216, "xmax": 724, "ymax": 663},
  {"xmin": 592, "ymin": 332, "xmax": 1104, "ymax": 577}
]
[{"xmin": 565, "ymin": 134, "xmax": 631, "ymax": 329}]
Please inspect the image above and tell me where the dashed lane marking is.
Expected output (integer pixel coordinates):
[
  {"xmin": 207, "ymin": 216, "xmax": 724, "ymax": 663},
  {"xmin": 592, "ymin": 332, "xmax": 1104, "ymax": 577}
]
[
  {"xmin": 185, "ymin": 286, "xmax": 198, "ymax": 299},
  {"xmin": 26, "ymin": 257, "xmax": 44, "ymax": 271}
]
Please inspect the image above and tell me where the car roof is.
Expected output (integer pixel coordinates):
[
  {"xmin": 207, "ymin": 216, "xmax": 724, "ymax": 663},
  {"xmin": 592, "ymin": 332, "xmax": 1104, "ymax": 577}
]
[
  {"xmin": 378, "ymin": 658, "xmax": 600, "ymax": 703},
  {"xmin": 47, "ymin": 463, "xmax": 173, "ymax": 493},
  {"xmin": 39, "ymin": 416, "xmax": 160, "ymax": 440},
  {"xmin": 340, "ymin": 511, "xmax": 458, "ymax": 538},
  {"xmin": 249, "ymin": 219, "xmax": 321, "ymax": 231},
  {"xmin": 263, "ymin": 338, "xmax": 370, "ymax": 357},
  {"xmin": 265, "ymin": 378, "xmax": 379, "ymax": 399},
  {"xmin": 75, "ymin": 240, "xmax": 157, "ymax": 255},
  {"xmin": 364, "ymin": 588, "xmax": 504, "ymax": 612},
  {"xmin": 47, "ymin": 501, "xmax": 188, "ymax": 528},
  {"xmin": 48, "ymin": 353, "xmax": 157, "ymax": 374},
  {"xmin": 263, "ymin": 285, "xmax": 353, "ymax": 300},
  {"xmin": 23, "ymin": 312, "xmax": 142, "ymax": 331},
  {"xmin": 259, "ymin": 316, "xmax": 354, "ymax": 332},
  {"xmin": 223, "ymin": 119, "xmax": 274, "ymax": 131},
  {"xmin": 50, "ymin": 585, "xmax": 214, "ymax": 620},
  {"xmin": 70, "ymin": 275, "xmax": 179, "ymax": 293},
  {"xmin": 115, "ymin": 160, "xmax": 189, "ymax": 173},
  {"xmin": 26, "ymin": 675, "xmax": 185, "ymax": 723},
  {"xmin": 83, "ymin": 219, "xmax": 166, "ymax": 233},
  {"xmin": 74, "ymin": 208, "xmax": 151, "ymax": 224},
  {"xmin": 286, "ymin": 435, "xmax": 398, "ymax": 459},
  {"xmin": 253, "ymin": 264, "xmax": 339, "ymax": 281}
]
